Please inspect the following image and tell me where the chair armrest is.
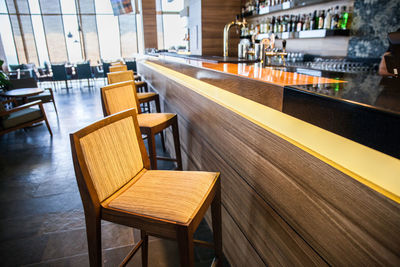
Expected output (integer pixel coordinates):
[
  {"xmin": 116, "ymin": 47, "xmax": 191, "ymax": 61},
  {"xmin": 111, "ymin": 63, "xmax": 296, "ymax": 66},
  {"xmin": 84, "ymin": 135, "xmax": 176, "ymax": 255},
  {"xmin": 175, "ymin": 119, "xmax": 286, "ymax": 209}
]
[{"xmin": 2, "ymin": 100, "xmax": 43, "ymax": 116}]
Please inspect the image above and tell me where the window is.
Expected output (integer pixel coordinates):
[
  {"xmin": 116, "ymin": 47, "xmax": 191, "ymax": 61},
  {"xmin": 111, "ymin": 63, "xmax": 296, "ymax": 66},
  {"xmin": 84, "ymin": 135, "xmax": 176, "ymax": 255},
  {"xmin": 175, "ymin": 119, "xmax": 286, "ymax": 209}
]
[
  {"xmin": 160, "ymin": 0, "xmax": 187, "ymax": 51},
  {"xmin": 60, "ymin": 0, "xmax": 83, "ymax": 63},
  {"xmin": 95, "ymin": 0, "xmax": 121, "ymax": 60},
  {"xmin": 0, "ymin": 0, "xmax": 18, "ymax": 64},
  {"xmin": 28, "ymin": 0, "xmax": 50, "ymax": 66}
]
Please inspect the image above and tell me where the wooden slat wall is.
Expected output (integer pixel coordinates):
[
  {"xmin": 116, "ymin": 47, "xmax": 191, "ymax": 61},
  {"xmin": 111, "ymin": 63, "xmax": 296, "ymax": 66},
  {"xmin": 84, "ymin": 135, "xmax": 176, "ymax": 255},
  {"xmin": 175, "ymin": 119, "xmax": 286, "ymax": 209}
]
[
  {"xmin": 138, "ymin": 60, "xmax": 400, "ymax": 266},
  {"xmin": 141, "ymin": 0, "xmax": 157, "ymax": 49},
  {"xmin": 201, "ymin": 0, "xmax": 241, "ymax": 56}
]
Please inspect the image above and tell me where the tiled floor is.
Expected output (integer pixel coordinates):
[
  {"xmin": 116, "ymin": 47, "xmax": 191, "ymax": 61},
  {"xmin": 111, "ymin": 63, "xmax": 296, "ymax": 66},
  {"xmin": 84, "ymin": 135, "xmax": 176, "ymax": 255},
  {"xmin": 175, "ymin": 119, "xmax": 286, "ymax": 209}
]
[{"xmin": 0, "ymin": 79, "xmax": 227, "ymax": 267}]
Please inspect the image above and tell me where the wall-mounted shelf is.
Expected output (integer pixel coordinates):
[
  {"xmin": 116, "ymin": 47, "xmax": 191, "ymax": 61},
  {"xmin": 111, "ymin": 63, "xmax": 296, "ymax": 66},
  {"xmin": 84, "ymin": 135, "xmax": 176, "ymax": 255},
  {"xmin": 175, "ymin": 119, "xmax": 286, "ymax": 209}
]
[
  {"xmin": 243, "ymin": 0, "xmax": 349, "ymax": 19},
  {"xmin": 240, "ymin": 29, "xmax": 349, "ymax": 40}
]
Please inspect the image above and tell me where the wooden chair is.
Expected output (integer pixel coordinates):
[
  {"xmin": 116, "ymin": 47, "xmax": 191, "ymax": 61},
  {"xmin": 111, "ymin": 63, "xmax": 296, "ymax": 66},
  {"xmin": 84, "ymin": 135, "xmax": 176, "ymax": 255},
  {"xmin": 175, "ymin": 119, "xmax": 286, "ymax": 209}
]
[
  {"xmin": 70, "ymin": 109, "xmax": 222, "ymax": 267},
  {"xmin": 101, "ymin": 81, "xmax": 182, "ymax": 170},
  {"xmin": 109, "ymin": 64, "xmax": 128, "ymax": 73},
  {"xmin": 107, "ymin": 70, "xmax": 160, "ymax": 113},
  {"xmin": 0, "ymin": 99, "xmax": 52, "ymax": 136}
]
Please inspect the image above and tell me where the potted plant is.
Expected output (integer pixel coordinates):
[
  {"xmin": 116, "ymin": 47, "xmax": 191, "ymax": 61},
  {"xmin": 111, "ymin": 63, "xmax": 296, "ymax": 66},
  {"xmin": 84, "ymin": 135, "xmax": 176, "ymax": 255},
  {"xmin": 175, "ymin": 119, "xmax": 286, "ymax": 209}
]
[{"xmin": 0, "ymin": 60, "xmax": 10, "ymax": 91}]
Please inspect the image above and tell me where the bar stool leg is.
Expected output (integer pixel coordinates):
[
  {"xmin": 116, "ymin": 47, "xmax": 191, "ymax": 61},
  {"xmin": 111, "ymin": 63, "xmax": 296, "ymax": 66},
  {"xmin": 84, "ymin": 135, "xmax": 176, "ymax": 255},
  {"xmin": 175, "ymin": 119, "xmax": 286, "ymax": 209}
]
[
  {"xmin": 160, "ymin": 131, "xmax": 166, "ymax": 152},
  {"xmin": 211, "ymin": 180, "xmax": 223, "ymax": 266},
  {"xmin": 141, "ymin": 230, "xmax": 148, "ymax": 267},
  {"xmin": 85, "ymin": 215, "xmax": 102, "ymax": 267},
  {"xmin": 177, "ymin": 226, "xmax": 194, "ymax": 267},
  {"xmin": 147, "ymin": 132, "xmax": 157, "ymax": 170},
  {"xmin": 172, "ymin": 117, "xmax": 183, "ymax": 170}
]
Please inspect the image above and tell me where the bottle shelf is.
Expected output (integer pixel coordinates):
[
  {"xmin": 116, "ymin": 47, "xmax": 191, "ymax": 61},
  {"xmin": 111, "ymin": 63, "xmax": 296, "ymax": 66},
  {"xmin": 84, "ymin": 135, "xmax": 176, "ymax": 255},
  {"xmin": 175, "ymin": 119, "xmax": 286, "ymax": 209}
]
[
  {"xmin": 243, "ymin": 0, "xmax": 345, "ymax": 19},
  {"xmin": 240, "ymin": 29, "xmax": 349, "ymax": 40}
]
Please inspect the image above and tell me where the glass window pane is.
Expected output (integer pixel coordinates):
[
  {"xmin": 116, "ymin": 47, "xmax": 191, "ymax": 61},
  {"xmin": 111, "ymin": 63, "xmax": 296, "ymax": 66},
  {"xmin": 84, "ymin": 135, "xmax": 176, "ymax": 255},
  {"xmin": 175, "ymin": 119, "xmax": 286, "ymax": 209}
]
[
  {"xmin": 119, "ymin": 14, "xmax": 138, "ymax": 58},
  {"xmin": 95, "ymin": 0, "xmax": 113, "ymax": 14},
  {"xmin": 30, "ymin": 14, "xmax": 49, "ymax": 66},
  {"xmin": 77, "ymin": 0, "xmax": 100, "ymax": 63},
  {"xmin": 0, "ymin": 14, "xmax": 18, "ymax": 65},
  {"xmin": 162, "ymin": 14, "xmax": 186, "ymax": 50},
  {"xmin": 60, "ymin": 0, "xmax": 82, "ymax": 63},
  {"xmin": 39, "ymin": 0, "xmax": 68, "ymax": 63},
  {"xmin": 29, "ymin": 0, "xmax": 49, "ymax": 66},
  {"xmin": 161, "ymin": 0, "xmax": 183, "ymax": 12},
  {"xmin": 96, "ymin": 14, "xmax": 121, "ymax": 60}
]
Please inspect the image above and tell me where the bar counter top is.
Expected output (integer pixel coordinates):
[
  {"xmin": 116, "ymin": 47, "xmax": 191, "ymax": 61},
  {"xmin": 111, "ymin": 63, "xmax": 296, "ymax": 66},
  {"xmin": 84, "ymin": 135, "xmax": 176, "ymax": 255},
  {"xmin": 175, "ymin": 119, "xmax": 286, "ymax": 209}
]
[
  {"xmin": 150, "ymin": 54, "xmax": 400, "ymax": 116},
  {"xmin": 145, "ymin": 54, "xmax": 400, "ymax": 159}
]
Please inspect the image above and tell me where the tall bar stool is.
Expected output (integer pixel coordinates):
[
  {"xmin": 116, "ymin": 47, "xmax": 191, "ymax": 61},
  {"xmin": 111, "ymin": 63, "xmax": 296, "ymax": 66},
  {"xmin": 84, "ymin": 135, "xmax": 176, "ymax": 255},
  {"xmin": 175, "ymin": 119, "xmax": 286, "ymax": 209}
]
[
  {"xmin": 101, "ymin": 80, "xmax": 182, "ymax": 170},
  {"xmin": 109, "ymin": 64, "xmax": 128, "ymax": 73},
  {"xmin": 107, "ymin": 70, "xmax": 160, "ymax": 113},
  {"xmin": 70, "ymin": 109, "xmax": 222, "ymax": 267}
]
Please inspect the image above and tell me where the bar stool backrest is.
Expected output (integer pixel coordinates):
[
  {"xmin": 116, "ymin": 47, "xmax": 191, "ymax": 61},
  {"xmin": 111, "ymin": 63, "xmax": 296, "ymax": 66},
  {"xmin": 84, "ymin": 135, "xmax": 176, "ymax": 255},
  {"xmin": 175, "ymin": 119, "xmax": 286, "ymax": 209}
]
[
  {"xmin": 109, "ymin": 65, "xmax": 128, "ymax": 73},
  {"xmin": 70, "ymin": 109, "xmax": 150, "ymax": 205},
  {"xmin": 107, "ymin": 70, "xmax": 134, "ymax": 84},
  {"xmin": 101, "ymin": 80, "xmax": 141, "ymax": 117}
]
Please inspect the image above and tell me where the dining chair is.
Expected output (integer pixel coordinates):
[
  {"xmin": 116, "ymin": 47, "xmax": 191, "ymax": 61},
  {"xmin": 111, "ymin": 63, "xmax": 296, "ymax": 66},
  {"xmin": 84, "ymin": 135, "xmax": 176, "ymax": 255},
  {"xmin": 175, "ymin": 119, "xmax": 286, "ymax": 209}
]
[
  {"xmin": 0, "ymin": 99, "xmax": 52, "ymax": 136},
  {"xmin": 8, "ymin": 78, "xmax": 58, "ymax": 114},
  {"xmin": 101, "ymin": 80, "xmax": 182, "ymax": 170},
  {"xmin": 107, "ymin": 70, "xmax": 160, "ymax": 113},
  {"xmin": 125, "ymin": 60, "xmax": 137, "ymax": 73},
  {"xmin": 70, "ymin": 109, "xmax": 222, "ymax": 267},
  {"xmin": 51, "ymin": 64, "xmax": 71, "ymax": 89},
  {"xmin": 76, "ymin": 62, "xmax": 95, "ymax": 88}
]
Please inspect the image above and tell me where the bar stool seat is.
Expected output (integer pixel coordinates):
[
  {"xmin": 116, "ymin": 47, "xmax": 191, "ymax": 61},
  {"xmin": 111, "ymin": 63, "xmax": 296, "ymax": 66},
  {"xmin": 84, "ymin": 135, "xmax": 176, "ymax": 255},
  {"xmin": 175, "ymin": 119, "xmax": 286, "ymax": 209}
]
[
  {"xmin": 105, "ymin": 170, "xmax": 217, "ymax": 223},
  {"xmin": 138, "ymin": 113, "xmax": 175, "ymax": 129}
]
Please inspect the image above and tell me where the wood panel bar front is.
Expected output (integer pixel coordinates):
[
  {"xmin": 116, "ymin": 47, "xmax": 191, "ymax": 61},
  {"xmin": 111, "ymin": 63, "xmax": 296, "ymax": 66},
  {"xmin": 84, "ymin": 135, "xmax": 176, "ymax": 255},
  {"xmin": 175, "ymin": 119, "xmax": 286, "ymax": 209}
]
[{"xmin": 137, "ymin": 59, "xmax": 400, "ymax": 266}]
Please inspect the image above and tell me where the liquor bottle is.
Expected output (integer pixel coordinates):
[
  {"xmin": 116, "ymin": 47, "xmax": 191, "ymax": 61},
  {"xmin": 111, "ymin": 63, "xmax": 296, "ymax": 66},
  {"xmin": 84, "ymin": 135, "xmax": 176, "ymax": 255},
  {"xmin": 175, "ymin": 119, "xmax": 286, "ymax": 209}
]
[
  {"xmin": 339, "ymin": 6, "xmax": 349, "ymax": 29},
  {"xmin": 318, "ymin": 10, "xmax": 325, "ymax": 29},
  {"xmin": 271, "ymin": 16, "xmax": 276, "ymax": 33},
  {"xmin": 296, "ymin": 14, "xmax": 303, "ymax": 32},
  {"xmin": 282, "ymin": 16, "xmax": 287, "ymax": 32},
  {"xmin": 310, "ymin": 10, "xmax": 317, "ymax": 30},
  {"xmin": 291, "ymin": 15, "xmax": 297, "ymax": 32},
  {"xmin": 324, "ymin": 8, "xmax": 332, "ymax": 29},
  {"xmin": 303, "ymin": 14, "xmax": 310, "ymax": 31},
  {"xmin": 346, "ymin": 5, "xmax": 353, "ymax": 29},
  {"xmin": 331, "ymin": 6, "xmax": 340, "ymax": 29}
]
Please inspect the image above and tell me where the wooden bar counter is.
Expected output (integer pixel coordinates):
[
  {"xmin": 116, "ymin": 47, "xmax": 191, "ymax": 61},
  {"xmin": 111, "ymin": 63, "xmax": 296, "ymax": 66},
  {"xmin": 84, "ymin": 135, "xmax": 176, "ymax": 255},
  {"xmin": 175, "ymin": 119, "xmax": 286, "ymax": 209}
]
[{"xmin": 137, "ymin": 55, "xmax": 400, "ymax": 266}]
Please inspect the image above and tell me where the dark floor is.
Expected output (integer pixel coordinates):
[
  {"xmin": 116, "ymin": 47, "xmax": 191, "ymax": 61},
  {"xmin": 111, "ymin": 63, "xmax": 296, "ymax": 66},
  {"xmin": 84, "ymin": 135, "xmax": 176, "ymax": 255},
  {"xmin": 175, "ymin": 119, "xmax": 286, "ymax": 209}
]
[{"xmin": 0, "ymin": 79, "xmax": 225, "ymax": 267}]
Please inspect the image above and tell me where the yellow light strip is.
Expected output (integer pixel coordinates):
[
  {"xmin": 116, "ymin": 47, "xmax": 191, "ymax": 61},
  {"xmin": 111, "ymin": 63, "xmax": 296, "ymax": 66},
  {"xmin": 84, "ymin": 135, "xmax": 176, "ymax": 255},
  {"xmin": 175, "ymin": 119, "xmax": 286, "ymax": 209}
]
[{"xmin": 144, "ymin": 61, "xmax": 400, "ymax": 204}]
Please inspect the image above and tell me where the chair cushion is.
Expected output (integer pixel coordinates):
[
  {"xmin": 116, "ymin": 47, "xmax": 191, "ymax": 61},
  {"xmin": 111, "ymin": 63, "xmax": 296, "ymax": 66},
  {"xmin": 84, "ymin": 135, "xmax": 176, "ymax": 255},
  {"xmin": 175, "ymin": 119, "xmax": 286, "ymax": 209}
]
[
  {"xmin": 27, "ymin": 91, "xmax": 52, "ymax": 103},
  {"xmin": 2, "ymin": 107, "xmax": 42, "ymax": 129},
  {"xmin": 137, "ymin": 113, "xmax": 175, "ymax": 128},
  {"xmin": 107, "ymin": 170, "xmax": 218, "ymax": 223}
]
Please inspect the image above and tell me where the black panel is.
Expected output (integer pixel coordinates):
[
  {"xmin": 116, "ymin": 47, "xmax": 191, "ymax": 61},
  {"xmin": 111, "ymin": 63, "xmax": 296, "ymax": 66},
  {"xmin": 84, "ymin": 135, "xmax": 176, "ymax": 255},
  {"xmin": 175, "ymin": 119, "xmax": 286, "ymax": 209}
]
[{"xmin": 283, "ymin": 87, "xmax": 400, "ymax": 159}]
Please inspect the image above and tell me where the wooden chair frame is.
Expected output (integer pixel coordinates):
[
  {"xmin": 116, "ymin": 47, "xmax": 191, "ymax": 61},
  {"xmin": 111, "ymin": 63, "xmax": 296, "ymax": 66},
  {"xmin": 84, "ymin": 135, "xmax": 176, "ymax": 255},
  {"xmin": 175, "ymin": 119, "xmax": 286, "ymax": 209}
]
[
  {"xmin": 0, "ymin": 99, "xmax": 52, "ymax": 136},
  {"xmin": 101, "ymin": 81, "xmax": 181, "ymax": 170},
  {"xmin": 70, "ymin": 109, "xmax": 222, "ymax": 267}
]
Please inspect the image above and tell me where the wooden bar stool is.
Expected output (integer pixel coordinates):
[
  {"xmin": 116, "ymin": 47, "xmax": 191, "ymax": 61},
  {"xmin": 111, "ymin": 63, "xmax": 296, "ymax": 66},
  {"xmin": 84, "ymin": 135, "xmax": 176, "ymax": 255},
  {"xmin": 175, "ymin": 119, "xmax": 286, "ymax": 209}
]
[
  {"xmin": 108, "ymin": 65, "xmax": 141, "ymax": 81},
  {"xmin": 101, "ymin": 80, "xmax": 182, "ymax": 170},
  {"xmin": 107, "ymin": 70, "xmax": 159, "ymax": 114},
  {"xmin": 109, "ymin": 64, "xmax": 128, "ymax": 73},
  {"xmin": 70, "ymin": 109, "xmax": 222, "ymax": 267}
]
